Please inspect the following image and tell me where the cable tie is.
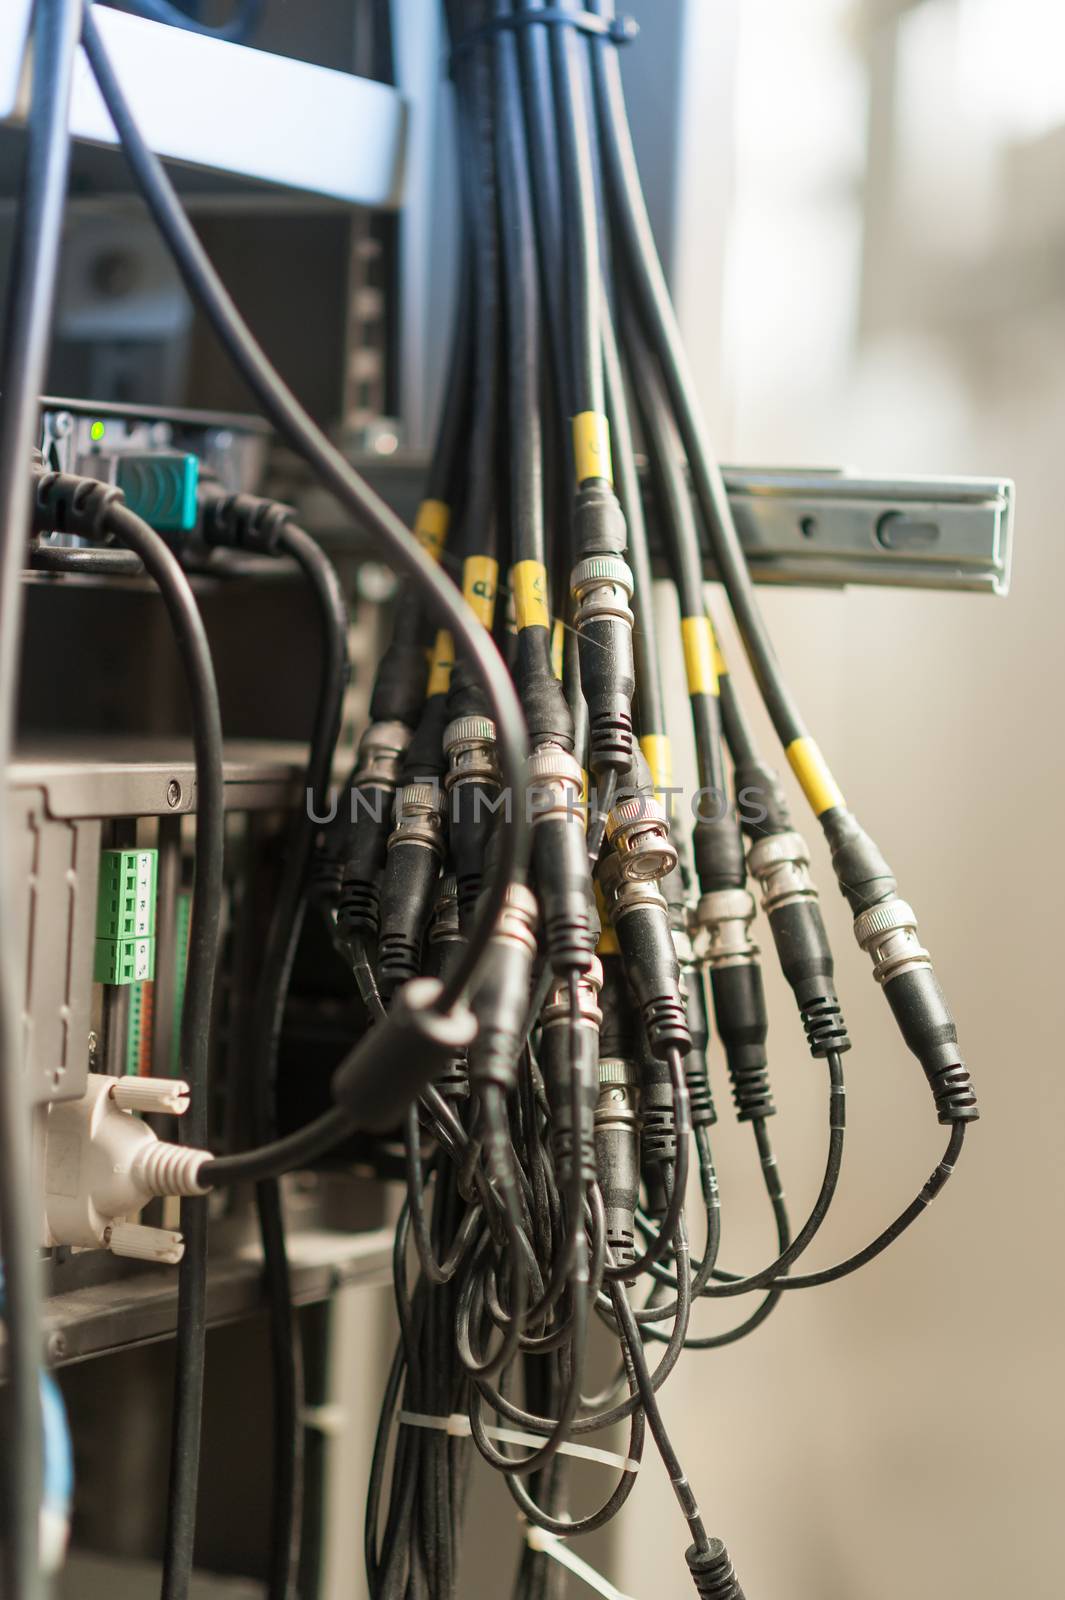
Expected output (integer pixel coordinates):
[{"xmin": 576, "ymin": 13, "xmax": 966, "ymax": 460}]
[
  {"xmin": 398, "ymin": 1411, "xmax": 639, "ymax": 1471},
  {"xmin": 451, "ymin": 7, "xmax": 638, "ymax": 66},
  {"xmin": 523, "ymin": 1524, "xmax": 641, "ymax": 1600}
]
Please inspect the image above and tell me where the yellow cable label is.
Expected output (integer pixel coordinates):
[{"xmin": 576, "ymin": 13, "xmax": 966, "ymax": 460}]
[
  {"xmin": 572, "ymin": 411, "xmax": 613, "ymax": 486},
  {"xmin": 463, "ymin": 555, "xmax": 498, "ymax": 629},
  {"xmin": 426, "ymin": 629, "xmax": 454, "ymax": 697},
  {"xmin": 413, "ymin": 498, "xmax": 449, "ymax": 563},
  {"xmin": 551, "ymin": 618, "xmax": 565, "ymax": 681},
  {"xmin": 640, "ymin": 734, "xmax": 673, "ymax": 794},
  {"xmin": 512, "ymin": 560, "xmax": 550, "ymax": 631},
  {"xmin": 786, "ymin": 737, "xmax": 846, "ymax": 816},
  {"xmin": 681, "ymin": 616, "xmax": 718, "ymax": 696}
]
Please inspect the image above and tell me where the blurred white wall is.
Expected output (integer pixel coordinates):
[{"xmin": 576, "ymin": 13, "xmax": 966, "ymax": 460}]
[{"xmin": 609, "ymin": 2, "xmax": 1065, "ymax": 1596}]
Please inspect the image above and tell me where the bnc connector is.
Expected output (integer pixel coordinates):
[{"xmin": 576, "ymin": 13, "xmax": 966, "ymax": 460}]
[
  {"xmin": 330, "ymin": 719, "xmax": 414, "ymax": 937},
  {"xmin": 746, "ymin": 829, "xmax": 816, "ymax": 912},
  {"xmin": 595, "ymin": 1057, "xmax": 641, "ymax": 1275},
  {"xmin": 377, "ymin": 782, "xmax": 447, "ymax": 995},
  {"xmin": 570, "ymin": 554, "xmax": 636, "ymax": 775},
  {"xmin": 352, "ymin": 719, "xmax": 412, "ymax": 789},
  {"xmin": 541, "ymin": 958, "xmax": 603, "ymax": 1185},
  {"xmin": 854, "ymin": 898, "xmax": 978, "ymax": 1122},
  {"xmin": 528, "ymin": 742, "xmax": 596, "ymax": 974},
  {"xmin": 468, "ymin": 884, "xmax": 539, "ymax": 1094},
  {"xmin": 747, "ymin": 830, "xmax": 850, "ymax": 1059},
  {"xmin": 387, "ymin": 781, "xmax": 446, "ymax": 855},
  {"xmin": 443, "ymin": 714, "xmax": 500, "ymax": 791},
  {"xmin": 599, "ymin": 853, "xmax": 691, "ymax": 1061},
  {"xmin": 606, "ymin": 793, "xmax": 678, "ymax": 882},
  {"xmin": 444, "ymin": 714, "xmax": 501, "ymax": 930},
  {"xmin": 695, "ymin": 887, "xmax": 760, "ymax": 969},
  {"xmin": 424, "ymin": 876, "xmax": 469, "ymax": 1100},
  {"xmin": 853, "ymin": 898, "xmax": 930, "ymax": 986}
]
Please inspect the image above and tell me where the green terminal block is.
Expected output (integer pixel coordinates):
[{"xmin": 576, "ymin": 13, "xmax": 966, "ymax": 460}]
[
  {"xmin": 125, "ymin": 980, "xmax": 147, "ymax": 1075},
  {"xmin": 115, "ymin": 451, "xmax": 200, "ymax": 533},
  {"xmin": 95, "ymin": 848, "xmax": 158, "ymax": 986},
  {"xmin": 93, "ymin": 936, "xmax": 155, "ymax": 986}
]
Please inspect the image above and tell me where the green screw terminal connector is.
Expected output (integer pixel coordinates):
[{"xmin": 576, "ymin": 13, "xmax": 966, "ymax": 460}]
[{"xmin": 95, "ymin": 848, "xmax": 158, "ymax": 986}]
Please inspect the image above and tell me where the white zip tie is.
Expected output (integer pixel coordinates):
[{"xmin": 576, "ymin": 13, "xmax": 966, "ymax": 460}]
[
  {"xmin": 524, "ymin": 1525, "xmax": 640, "ymax": 1600},
  {"xmin": 398, "ymin": 1411, "xmax": 639, "ymax": 1472}
]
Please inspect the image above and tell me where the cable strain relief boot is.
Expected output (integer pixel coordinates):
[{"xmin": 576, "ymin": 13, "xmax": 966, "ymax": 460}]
[
  {"xmin": 603, "ymin": 864, "xmax": 691, "ymax": 1060},
  {"xmin": 879, "ymin": 963, "xmax": 980, "ymax": 1122},
  {"xmin": 679, "ymin": 964, "xmax": 716, "ymax": 1128},
  {"xmin": 33, "ymin": 469, "xmax": 124, "ymax": 541},
  {"xmin": 573, "ymin": 480, "xmax": 627, "ymax": 557},
  {"xmin": 335, "ymin": 874, "xmax": 379, "ymax": 943},
  {"xmin": 708, "ymin": 963, "xmax": 775, "ymax": 1122},
  {"xmin": 572, "ymin": 555, "xmax": 635, "ymax": 774},
  {"xmin": 376, "ymin": 933, "xmax": 424, "ymax": 999},
  {"xmin": 820, "ymin": 806, "xmax": 898, "ymax": 914},
  {"xmin": 467, "ymin": 885, "xmax": 539, "ymax": 1094},
  {"xmin": 528, "ymin": 745, "xmax": 597, "ymax": 974},
  {"xmin": 368, "ymin": 636, "xmax": 432, "ymax": 728},
  {"xmin": 692, "ymin": 814, "xmax": 746, "ymax": 896},
  {"xmin": 638, "ymin": 1056, "xmax": 676, "ymax": 1169},
  {"xmin": 402, "ymin": 693, "xmax": 450, "ymax": 782},
  {"xmin": 518, "ymin": 629, "xmax": 575, "ymax": 749},
  {"xmin": 541, "ymin": 963, "xmax": 603, "ymax": 1184},
  {"xmin": 726, "ymin": 1053, "xmax": 776, "ymax": 1122},
  {"xmin": 134, "ymin": 1141, "xmax": 210, "ymax": 1198},
  {"xmin": 198, "ymin": 489, "xmax": 292, "ymax": 553},
  {"xmin": 331, "ymin": 978, "xmax": 477, "ymax": 1133},
  {"xmin": 310, "ymin": 846, "xmax": 345, "ymax": 910},
  {"xmin": 732, "ymin": 757, "xmax": 792, "ymax": 838},
  {"xmin": 588, "ymin": 704, "xmax": 634, "ymax": 776},
  {"xmin": 748, "ymin": 834, "xmax": 851, "ymax": 1058},
  {"xmin": 800, "ymin": 994, "xmax": 850, "ymax": 1058},
  {"xmin": 595, "ymin": 1057, "xmax": 640, "ymax": 1278},
  {"xmin": 686, "ymin": 1541, "xmax": 746, "ymax": 1599},
  {"xmin": 377, "ymin": 783, "xmax": 446, "ymax": 996}
]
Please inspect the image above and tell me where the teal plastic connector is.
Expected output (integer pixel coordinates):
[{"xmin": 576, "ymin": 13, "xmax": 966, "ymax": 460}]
[
  {"xmin": 115, "ymin": 451, "xmax": 199, "ymax": 533},
  {"xmin": 95, "ymin": 849, "xmax": 158, "ymax": 986}
]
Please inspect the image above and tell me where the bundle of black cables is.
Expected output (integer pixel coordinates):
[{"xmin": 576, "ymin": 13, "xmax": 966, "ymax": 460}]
[
  {"xmin": 0, "ymin": 4, "xmax": 979, "ymax": 1598},
  {"xmin": 344, "ymin": 4, "xmax": 980, "ymax": 1598}
]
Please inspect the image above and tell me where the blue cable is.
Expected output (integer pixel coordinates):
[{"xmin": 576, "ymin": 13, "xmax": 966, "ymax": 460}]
[{"xmin": 0, "ymin": 1266, "xmax": 73, "ymax": 1571}]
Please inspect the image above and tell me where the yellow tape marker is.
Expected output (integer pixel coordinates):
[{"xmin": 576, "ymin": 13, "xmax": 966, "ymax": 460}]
[
  {"xmin": 512, "ymin": 560, "xmax": 551, "ymax": 631},
  {"xmin": 551, "ymin": 618, "xmax": 565, "ymax": 681},
  {"xmin": 681, "ymin": 616, "xmax": 718, "ymax": 697},
  {"xmin": 413, "ymin": 498, "xmax": 449, "ymax": 563},
  {"xmin": 463, "ymin": 555, "xmax": 498, "ymax": 630},
  {"xmin": 426, "ymin": 629, "xmax": 454, "ymax": 697},
  {"xmin": 786, "ymin": 737, "xmax": 846, "ymax": 816},
  {"xmin": 640, "ymin": 734, "xmax": 673, "ymax": 794},
  {"xmin": 572, "ymin": 411, "xmax": 613, "ymax": 486}
]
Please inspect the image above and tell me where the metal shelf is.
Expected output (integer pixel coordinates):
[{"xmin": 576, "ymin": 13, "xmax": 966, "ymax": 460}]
[{"xmin": 0, "ymin": 2, "xmax": 406, "ymax": 207}]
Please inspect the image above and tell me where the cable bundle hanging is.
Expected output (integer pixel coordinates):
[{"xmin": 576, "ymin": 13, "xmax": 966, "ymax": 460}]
[{"xmin": 0, "ymin": 5, "xmax": 979, "ymax": 1597}]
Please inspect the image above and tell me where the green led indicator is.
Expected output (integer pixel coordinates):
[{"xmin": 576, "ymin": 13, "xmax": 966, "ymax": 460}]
[{"xmin": 90, "ymin": 420, "xmax": 106, "ymax": 442}]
